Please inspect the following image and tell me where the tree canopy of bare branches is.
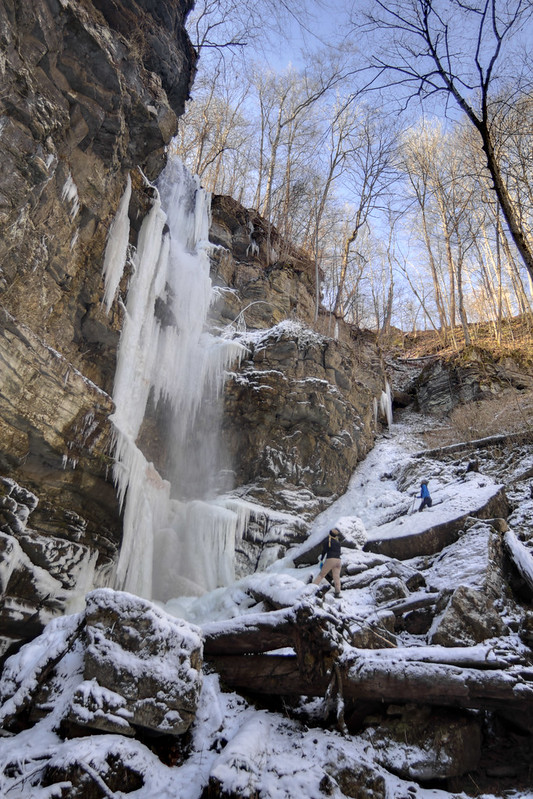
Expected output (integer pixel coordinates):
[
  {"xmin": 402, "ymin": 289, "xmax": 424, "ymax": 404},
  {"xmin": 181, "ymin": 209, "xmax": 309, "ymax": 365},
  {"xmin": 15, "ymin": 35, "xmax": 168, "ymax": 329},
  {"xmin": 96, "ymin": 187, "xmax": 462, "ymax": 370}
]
[{"xmin": 361, "ymin": 0, "xmax": 533, "ymax": 281}]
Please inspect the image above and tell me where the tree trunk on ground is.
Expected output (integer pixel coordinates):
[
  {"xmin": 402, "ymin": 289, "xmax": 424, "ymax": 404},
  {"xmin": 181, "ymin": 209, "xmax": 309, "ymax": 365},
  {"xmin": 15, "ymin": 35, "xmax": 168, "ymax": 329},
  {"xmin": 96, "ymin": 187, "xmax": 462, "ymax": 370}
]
[{"xmin": 210, "ymin": 650, "xmax": 533, "ymax": 720}]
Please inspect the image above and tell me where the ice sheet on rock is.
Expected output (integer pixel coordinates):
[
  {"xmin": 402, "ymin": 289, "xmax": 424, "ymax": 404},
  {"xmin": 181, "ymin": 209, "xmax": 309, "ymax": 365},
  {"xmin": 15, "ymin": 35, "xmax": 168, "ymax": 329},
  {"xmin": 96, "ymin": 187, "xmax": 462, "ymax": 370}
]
[{"xmin": 164, "ymin": 569, "xmax": 314, "ymax": 627}]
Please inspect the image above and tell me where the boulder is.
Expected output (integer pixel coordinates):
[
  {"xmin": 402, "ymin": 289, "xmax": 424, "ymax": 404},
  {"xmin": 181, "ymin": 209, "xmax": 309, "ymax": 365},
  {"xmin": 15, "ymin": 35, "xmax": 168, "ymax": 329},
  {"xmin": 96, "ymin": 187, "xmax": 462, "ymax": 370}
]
[
  {"xmin": 0, "ymin": 476, "xmax": 105, "ymax": 655},
  {"xmin": 361, "ymin": 705, "xmax": 482, "ymax": 780},
  {"xmin": 349, "ymin": 609, "xmax": 397, "ymax": 649},
  {"xmin": 365, "ymin": 480, "xmax": 509, "ymax": 560},
  {"xmin": 0, "ymin": 530, "xmax": 65, "ymax": 652},
  {"xmin": 429, "ymin": 584, "xmax": 506, "ymax": 647},
  {"xmin": 371, "ymin": 577, "xmax": 410, "ymax": 605},
  {"xmin": 75, "ymin": 588, "xmax": 203, "ymax": 736},
  {"xmin": 334, "ymin": 765, "xmax": 388, "ymax": 799},
  {"xmin": 426, "ymin": 523, "xmax": 508, "ymax": 646}
]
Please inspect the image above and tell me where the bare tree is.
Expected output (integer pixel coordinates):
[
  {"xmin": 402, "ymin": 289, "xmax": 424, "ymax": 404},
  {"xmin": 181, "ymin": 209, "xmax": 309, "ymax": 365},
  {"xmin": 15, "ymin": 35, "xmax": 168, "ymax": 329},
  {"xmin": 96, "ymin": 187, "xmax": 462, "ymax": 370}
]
[
  {"xmin": 187, "ymin": 0, "xmax": 313, "ymax": 57},
  {"xmin": 331, "ymin": 105, "xmax": 399, "ymax": 317},
  {"xmin": 362, "ymin": 0, "xmax": 533, "ymax": 281},
  {"xmin": 400, "ymin": 124, "xmax": 449, "ymax": 334}
]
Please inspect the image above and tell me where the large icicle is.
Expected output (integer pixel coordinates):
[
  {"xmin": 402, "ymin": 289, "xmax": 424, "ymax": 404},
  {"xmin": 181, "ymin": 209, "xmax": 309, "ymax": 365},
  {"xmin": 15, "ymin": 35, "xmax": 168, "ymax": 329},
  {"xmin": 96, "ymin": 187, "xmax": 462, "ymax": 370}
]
[
  {"xmin": 379, "ymin": 379, "xmax": 393, "ymax": 427},
  {"xmin": 102, "ymin": 175, "xmax": 132, "ymax": 313},
  {"xmin": 104, "ymin": 156, "xmax": 245, "ymax": 601}
]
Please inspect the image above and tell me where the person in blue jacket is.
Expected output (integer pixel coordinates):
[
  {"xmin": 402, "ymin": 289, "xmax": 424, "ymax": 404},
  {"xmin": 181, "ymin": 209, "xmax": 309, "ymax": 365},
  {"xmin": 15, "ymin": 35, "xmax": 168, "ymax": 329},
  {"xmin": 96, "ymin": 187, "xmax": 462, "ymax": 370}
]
[
  {"xmin": 418, "ymin": 480, "xmax": 432, "ymax": 511},
  {"xmin": 312, "ymin": 528, "xmax": 342, "ymax": 597}
]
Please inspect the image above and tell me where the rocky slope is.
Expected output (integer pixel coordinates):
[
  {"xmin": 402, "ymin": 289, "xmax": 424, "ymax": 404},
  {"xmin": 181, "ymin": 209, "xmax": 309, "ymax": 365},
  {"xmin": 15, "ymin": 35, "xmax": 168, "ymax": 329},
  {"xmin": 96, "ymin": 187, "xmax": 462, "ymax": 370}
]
[{"xmin": 1, "ymin": 412, "xmax": 533, "ymax": 798}]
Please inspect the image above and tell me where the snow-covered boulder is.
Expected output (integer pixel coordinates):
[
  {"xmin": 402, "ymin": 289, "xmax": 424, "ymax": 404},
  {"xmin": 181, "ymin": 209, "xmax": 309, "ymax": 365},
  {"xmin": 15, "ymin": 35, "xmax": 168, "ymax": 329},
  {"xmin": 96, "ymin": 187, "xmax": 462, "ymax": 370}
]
[
  {"xmin": 426, "ymin": 523, "xmax": 507, "ymax": 646},
  {"xmin": 334, "ymin": 515, "xmax": 368, "ymax": 549},
  {"xmin": 365, "ymin": 475, "xmax": 509, "ymax": 560},
  {"xmin": 71, "ymin": 589, "xmax": 203, "ymax": 736},
  {"xmin": 361, "ymin": 705, "xmax": 482, "ymax": 780},
  {"xmin": 371, "ymin": 576, "xmax": 410, "ymax": 605}
]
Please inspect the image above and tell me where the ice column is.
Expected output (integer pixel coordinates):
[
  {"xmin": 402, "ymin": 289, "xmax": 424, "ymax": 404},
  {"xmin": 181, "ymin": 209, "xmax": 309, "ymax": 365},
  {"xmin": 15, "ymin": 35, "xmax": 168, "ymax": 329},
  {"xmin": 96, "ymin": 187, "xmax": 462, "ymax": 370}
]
[
  {"xmin": 104, "ymin": 157, "xmax": 245, "ymax": 601},
  {"xmin": 102, "ymin": 174, "xmax": 132, "ymax": 313},
  {"xmin": 379, "ymin": 379, "xmax": 393, "ymax": 427}
]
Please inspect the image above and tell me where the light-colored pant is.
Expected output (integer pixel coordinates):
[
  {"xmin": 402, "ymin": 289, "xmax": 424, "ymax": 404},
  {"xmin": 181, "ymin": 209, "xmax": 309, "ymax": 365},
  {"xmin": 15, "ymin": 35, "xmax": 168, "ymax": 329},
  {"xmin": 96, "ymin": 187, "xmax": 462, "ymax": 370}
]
[{"xmin": 312, "ymin": 557, "xmax": 341, "ymax": 593}]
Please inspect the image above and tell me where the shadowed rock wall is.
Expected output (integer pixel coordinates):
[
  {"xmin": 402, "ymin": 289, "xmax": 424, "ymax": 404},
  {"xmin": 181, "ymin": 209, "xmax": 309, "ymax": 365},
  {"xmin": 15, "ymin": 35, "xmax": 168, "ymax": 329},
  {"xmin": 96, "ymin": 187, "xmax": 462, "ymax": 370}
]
[{"xmin": 0, "ymin": 0, "xmax": 195, "ymax": 654}]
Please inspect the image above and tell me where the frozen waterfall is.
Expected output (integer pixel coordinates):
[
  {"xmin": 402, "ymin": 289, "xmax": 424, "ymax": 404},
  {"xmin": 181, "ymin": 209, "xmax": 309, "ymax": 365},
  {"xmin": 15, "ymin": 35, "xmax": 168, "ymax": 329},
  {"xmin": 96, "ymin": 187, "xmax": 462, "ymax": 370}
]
[
  {"xmin": 373, "ymin": 379, "xmax": 393, "ymax": 428},
  {"xmin": 102, "ymin": 157, "xmax": 246, "ymax": 602}
]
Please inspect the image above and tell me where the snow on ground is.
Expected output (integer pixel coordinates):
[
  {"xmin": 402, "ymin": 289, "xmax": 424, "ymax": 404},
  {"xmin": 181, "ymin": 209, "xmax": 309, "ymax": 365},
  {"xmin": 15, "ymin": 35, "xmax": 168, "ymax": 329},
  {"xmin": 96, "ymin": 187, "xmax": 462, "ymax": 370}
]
[
  {"xmin": 154, "ymin": 409, "xmax": 524, "ymax": 630},
  {"xmin": 293, "ymin": 411, "xmax": 504, "ymax": 554},
  {"xmin": 2, "ymin": 411, "xmax": 533, "ymax": 798},
  {"xmin": 0, "ymin": 671, "xmax": 464, "ymax": 799}
]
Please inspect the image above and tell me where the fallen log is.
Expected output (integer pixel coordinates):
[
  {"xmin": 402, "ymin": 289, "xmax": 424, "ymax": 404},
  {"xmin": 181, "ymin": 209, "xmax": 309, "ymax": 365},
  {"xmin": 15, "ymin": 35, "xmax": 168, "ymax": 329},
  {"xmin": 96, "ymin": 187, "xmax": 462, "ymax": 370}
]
[
  {"xmin": 345, "ymin": 644, "xmax": 525, "ymax": 669},
  {"xmin": 203, "ymin": 607, "xmax": 296, "ymax": 656},
  {"xmin": 504, "ymin": 530, "xmax": 533, "ymax": 594},
  {"xmin": 386, "ymin": 592, "xmax": 439, "ymax": 617},
  {"xmin": 340, "ymin": 652, "xmax": 533, "ymax": 712},
  {"xmin": 202, "ymin": 599, "xmax": 343, "ymax": 657},
  {"xmin": 210, "ymin": 648, "xmax": 533, "ymax": 716},
  {"xmin": 413, "ymin": 429, "xmax": 533, "ymax": 458}
]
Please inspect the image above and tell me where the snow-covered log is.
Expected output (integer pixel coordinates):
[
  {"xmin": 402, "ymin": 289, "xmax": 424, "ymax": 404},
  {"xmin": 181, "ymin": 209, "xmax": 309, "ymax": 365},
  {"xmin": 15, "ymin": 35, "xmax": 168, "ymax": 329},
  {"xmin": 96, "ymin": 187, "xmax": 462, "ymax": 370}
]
[
  {"xmin": 504, "ymin": 530, "xmax": 533, "ymax": 594},
  {"xmin": 203, "ymin": 599, "xmax": 342, "ymax": 657},
  {"xmin": 210, "ymin": 648, "xmax": 533, "ymax": 719}
]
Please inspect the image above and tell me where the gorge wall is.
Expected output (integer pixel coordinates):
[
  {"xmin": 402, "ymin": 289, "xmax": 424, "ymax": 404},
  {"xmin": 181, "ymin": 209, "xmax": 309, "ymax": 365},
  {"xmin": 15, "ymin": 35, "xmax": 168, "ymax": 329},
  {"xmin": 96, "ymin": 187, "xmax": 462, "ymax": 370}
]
[
  {"xmin": 0, "ymin": 0, "xmax": 196, "ymax": 653},
  {"xmin": 210, "ymin": 195, "xmax": 386, "ymax": 518},
  {"xmin": 0, "ymin": 0, "xmax": 389, "ymax": 654}
]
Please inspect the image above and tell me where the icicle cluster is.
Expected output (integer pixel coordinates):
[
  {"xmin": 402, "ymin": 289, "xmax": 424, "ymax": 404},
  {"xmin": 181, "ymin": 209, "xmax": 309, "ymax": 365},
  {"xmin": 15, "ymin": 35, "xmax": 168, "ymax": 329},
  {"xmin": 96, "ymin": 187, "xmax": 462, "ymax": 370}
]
[
  {"xmin": 102, "ymin": 174, "xmax": 132, "ymax": 313},
  {"xmin": 374, "ymin": 379, "xmax": 393, "ymax": 428}
]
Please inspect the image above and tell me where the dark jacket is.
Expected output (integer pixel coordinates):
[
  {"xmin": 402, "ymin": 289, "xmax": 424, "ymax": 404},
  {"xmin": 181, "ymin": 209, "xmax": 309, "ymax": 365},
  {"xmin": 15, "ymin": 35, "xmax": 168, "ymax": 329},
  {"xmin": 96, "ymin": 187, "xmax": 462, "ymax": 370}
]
[{"xmin": 321, "ymin": 532, "xmax": 341, "ymax": 560}]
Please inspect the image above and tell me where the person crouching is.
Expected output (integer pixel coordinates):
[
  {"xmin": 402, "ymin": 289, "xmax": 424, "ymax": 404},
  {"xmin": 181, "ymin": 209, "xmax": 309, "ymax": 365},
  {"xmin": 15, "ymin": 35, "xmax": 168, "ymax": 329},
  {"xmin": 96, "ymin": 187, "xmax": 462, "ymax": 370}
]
[{"xmin": 312, "ymin": 528, "xmax": 342, "ymax": 597}]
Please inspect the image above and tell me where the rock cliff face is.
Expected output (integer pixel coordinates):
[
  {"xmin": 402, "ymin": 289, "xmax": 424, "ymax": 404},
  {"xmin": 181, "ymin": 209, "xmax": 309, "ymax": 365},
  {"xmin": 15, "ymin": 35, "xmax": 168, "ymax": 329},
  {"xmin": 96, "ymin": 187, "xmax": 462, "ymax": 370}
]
[
  {"xmin": 0, "ymin": 0, "xmax": 195, "ymax": 389},
  {"xmin": 0, "ymin": 0, "xmax": 195, "ymax": 653},
  {"xmin": 208, "ymin": 195, "xmax": 389, "ymax": 572},
  {"xmin": 0, "ymin": 0, "xmax": 390, "ymax": 652},
  {"xmin": 210, "ymin": 195, "xmax": 387, "ymax": 511}
]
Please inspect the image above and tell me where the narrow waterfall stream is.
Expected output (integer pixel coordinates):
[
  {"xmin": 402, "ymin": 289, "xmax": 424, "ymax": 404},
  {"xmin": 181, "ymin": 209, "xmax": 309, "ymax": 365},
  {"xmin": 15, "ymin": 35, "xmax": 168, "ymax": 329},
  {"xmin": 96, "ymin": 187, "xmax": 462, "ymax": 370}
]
[{"xmin": 102, "ymin": 156, "xmax": 246, "ymax": 603}]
